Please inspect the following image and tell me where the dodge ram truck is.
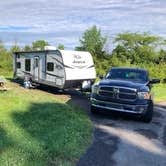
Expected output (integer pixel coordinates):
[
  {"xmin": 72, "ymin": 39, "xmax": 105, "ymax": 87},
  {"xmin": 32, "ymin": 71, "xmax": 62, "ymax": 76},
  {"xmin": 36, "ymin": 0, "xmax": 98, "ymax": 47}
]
[{"xmin": 90, "ymin": 67, "xmax": 160, "ymax": 122}]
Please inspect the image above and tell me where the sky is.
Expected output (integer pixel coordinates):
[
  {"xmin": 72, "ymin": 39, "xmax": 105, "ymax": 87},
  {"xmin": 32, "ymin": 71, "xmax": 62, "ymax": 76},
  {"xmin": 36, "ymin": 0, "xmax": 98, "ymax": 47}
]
[{"xmin": 0, "ymin": 0, "xmax": 166, "ymax": 49}]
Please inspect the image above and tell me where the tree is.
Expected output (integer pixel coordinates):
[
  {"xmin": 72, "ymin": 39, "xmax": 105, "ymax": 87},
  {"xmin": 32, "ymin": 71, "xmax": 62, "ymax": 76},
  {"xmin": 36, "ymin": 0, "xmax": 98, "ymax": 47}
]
[
  {"xmin": 32, "ymin": 40, "xmax": 49, "ymax": 51},
  {"xmin": 24, "ymin": 45, "xmax": 32, "ymax": 51},
  {"xmin": 75, "ymin": 25, "xmax": 107, "ymax": 58},
  {"xmin": 158, "ymin": 49, "xmax": 166, "ymax": 63},
  {"xmin": 112, "ymin": 32, "xmax": 162, "ymax": 64},
  {"xmin": 10, "ymin": 45, "xmax": 21, "ymax": 53},
  {"xmin": 57, "ymin": 44, "xmax": 65, "ymax": 50},
  {"xmin": 0, "ymin": 42, "xmax": 12, "ymax": 73}
]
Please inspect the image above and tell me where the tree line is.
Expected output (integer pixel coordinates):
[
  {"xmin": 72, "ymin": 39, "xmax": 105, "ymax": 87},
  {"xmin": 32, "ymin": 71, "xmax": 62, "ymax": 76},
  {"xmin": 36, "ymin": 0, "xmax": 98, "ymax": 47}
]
[
  {"xmin": 0, "ymin": 40, "xmax": 64, "ymax": 75},
  {"xmin": 76, "ymin": 26, "xmax": 166, "ymax": 83},
  {"xmin": 0, "ymin": 26, "xmax": 166, "ymax": 82}
]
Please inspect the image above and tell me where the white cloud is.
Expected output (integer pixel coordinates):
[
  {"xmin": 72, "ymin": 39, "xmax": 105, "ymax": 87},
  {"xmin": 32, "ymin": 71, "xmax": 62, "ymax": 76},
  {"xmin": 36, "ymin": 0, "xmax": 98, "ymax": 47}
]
[{"xmin": 0, "ymin": 0, "xmax": 166, "ymax": 48}]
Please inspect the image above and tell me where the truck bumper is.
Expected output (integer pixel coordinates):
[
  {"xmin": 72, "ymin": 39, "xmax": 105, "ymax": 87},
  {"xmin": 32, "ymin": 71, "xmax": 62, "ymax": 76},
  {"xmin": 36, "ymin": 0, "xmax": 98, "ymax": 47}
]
[{"xmin": 91, "ymin": 98, "xmax": 149, "ymax": 114}]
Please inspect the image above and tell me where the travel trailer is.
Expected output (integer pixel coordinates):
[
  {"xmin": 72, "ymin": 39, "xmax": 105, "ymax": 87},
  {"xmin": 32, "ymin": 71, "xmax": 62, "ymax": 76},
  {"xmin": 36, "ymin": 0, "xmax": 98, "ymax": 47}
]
[{"xmin": 13, "ymin": 47, "xmax": 96, "ymax": 90}]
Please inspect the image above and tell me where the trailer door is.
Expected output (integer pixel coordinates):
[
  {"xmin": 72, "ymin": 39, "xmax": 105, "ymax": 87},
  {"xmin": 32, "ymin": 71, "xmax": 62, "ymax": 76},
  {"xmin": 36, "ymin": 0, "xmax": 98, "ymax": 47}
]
[{"xmin": 34, "ymin": 57, "xmax": 39, "ymax": 81}]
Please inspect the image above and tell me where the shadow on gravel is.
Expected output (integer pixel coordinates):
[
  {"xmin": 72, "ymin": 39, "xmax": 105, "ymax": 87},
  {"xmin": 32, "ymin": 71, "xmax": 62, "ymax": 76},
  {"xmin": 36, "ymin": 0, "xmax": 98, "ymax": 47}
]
[{"xmin": 77, "ymin": 128, "xmax": 119, "ymax": 166}]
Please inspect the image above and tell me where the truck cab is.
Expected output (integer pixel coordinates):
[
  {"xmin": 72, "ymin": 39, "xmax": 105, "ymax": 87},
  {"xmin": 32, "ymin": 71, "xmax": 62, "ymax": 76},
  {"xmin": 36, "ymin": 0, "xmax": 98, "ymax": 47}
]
[{"xmin": 90, "ymin": 67, "xmax": 160, "ymax": 122}]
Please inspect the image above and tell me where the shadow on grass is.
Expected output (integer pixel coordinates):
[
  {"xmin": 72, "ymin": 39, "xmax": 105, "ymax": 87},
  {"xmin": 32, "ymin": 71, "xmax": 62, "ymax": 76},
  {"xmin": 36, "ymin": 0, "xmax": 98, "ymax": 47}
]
[
  {"xmin": 10, "ymin": 101, "xmax": 92, "ymax": 166},
  {"xmin": 0, "ymin": 127, "xmax": 14, "ymax": 154}
]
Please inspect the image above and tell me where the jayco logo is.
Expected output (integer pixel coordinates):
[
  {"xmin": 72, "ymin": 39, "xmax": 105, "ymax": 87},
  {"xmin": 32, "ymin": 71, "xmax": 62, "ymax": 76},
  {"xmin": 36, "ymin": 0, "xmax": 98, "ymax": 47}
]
[
  {"xmin": 72, "ymin": 54, "xmax": 85, "ymax": 64},
  {"xmin": 74, "ymin": 54, "xmax": 81, "ymax": 59}
]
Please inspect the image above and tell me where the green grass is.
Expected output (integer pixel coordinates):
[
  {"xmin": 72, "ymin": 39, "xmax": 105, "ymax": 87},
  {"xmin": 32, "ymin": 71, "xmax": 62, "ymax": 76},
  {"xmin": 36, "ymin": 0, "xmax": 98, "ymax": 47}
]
[
  {"xmin": 152, "ymin": 84, "xmax": 166, "ymax": 102},
  {"xmin": 0, "ymin": 70, "xmax": 13, "ymax": 78},
  {"xmin": 0, "ymin": 82, "xmax": 92, "ymax": 166}
]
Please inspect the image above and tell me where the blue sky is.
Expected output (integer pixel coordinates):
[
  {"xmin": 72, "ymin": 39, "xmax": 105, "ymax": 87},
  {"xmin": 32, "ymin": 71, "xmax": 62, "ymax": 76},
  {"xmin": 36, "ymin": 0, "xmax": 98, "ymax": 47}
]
[{"xmin": 0, "ymin": 0, "xmax": 166, "ymax": 49}]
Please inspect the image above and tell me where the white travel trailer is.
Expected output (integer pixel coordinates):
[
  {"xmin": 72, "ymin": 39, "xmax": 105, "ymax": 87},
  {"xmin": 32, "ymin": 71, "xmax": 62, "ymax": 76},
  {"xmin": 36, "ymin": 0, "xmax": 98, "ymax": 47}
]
[{"xmin": 13, "ymin": 48, "xmax": 96, "ymax": 90}]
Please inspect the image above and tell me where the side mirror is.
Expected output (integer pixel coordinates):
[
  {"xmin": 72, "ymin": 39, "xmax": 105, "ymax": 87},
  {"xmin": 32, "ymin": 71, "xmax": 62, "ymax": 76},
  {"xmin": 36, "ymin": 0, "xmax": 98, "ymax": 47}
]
[{"xmin": 149, "ymin": 78, "xmax": 160, "ymax": 84}]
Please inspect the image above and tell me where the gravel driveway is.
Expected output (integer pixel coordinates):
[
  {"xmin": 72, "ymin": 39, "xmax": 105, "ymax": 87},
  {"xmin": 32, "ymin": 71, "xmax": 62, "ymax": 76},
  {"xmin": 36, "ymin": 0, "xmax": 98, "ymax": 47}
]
[{"xmin": 67, "ymin": 91, "xmax": 166, "ymax": 166}]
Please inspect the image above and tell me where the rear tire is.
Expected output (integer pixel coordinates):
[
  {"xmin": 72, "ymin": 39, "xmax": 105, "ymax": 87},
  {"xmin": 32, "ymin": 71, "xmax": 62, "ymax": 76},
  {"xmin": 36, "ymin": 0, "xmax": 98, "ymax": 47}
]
[
  {"xmin": 90, "ymin": 105, "xmax": 98, "ymax": 114},
  {"xmin": 141, "ymin": 103, "xmax": 153, "ymax": 123}
]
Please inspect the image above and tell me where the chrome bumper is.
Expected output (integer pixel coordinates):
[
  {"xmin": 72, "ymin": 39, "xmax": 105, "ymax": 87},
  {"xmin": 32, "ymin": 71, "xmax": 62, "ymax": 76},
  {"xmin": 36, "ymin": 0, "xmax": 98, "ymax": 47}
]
[{"xmin": 91, "ymin": 98, "xmax": 148, "ymax": 114}]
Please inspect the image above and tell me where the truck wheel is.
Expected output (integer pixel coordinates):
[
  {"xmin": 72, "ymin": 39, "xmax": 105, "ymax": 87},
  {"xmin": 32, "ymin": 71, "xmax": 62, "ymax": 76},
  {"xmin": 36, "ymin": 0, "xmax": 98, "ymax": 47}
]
[
  {"xmin": 142, "ymin": 103, "xmax": 153, "ymax": 123},
  {"xmin": 90, "ymin": 105, "xmax": 98, "ymax": 114}
]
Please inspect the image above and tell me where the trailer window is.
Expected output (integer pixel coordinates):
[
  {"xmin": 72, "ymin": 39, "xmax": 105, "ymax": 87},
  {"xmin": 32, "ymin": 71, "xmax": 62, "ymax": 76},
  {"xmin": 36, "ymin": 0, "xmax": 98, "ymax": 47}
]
[
  {"xmin": 47, "ymin": 62, "xmax": 54, "ymax": 71},
  {"xmin": 17, "ymin": 62, "xmax": 21, "ymax": 69},
  {"xmin": 25, "ymin": 59, "xmax": 31, "ymax": 71}
]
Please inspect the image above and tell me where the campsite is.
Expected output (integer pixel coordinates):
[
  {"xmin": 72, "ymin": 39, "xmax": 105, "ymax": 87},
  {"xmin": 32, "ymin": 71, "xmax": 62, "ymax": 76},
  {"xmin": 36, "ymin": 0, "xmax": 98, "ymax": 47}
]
[{"xmin": 0, "ymin": 1, "xmax": 166, "ymax": 165}]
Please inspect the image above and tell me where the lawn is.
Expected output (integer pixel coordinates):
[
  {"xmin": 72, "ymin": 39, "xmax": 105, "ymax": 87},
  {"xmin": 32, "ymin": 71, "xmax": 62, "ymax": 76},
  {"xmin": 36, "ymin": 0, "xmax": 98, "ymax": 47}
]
[
  {"xmin": 0, "ymin": 81, "xmax": 92, "ymax": 166},
  {"xmin": 152, "ymin": 84, "xmax": 166, "ymax": 102}
]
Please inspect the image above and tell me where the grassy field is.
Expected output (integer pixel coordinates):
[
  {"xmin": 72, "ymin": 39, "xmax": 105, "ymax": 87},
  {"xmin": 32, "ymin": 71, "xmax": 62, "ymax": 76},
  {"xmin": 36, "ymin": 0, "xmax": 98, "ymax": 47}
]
[
  {"xmin": 0, "ymin": 81, "xmax": 92, "ymax": 166},
  {"xmin": 153, "ymin": 84, "xmax": 166, "ymax": 102}
]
